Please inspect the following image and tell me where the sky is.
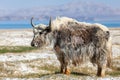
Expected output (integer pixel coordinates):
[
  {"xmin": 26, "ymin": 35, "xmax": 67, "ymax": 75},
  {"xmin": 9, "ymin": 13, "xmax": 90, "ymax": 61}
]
[{"xmin": 0, "ymin": 0, "xmax": 120, "ymax": 10}]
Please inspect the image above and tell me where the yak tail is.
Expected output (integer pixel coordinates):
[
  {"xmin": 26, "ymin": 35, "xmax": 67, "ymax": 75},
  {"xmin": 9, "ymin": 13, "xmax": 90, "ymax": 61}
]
[
  {"xmin": 107, "ymin": 54, "xmax": 112, "ymax": 68},
  {"xmin": 107, "ymin": 37, "xmax": 112, "ymax": 68}
]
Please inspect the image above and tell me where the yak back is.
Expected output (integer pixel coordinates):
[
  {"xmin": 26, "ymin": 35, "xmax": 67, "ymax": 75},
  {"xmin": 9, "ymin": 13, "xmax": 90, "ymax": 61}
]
[{"xmin": 54, "ymin": 22, "xmax": 105, "ymax": 49}]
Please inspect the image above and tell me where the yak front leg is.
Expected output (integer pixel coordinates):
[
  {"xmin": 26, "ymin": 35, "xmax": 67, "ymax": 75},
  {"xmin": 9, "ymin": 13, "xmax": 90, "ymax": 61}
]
[
  {"xmin": 60, "ymin": 63, "xmax": 65, "ymax": 73},
  {"xmin": 60, "ymin": 59, "xmax": 70, "ymax": 75},
  {"xmin": 54, "ymin": 45, "xmax": 70, "ymax": 75},
  {"xmin": 60, "ymin": 63, "xmax": 70, "ymax": 75},
  {"xmin": 59, "ymin": 57, "xmax": 70, "ymax": 75},
  {"xmin": 54, "ymin": 45, "xmax": 65, "ymax": 73}
]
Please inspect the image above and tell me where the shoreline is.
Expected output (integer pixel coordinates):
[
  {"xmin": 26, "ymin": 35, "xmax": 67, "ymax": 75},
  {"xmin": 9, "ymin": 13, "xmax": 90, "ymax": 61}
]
[
  {"xmin": 0, "ymin": 28, "xmax": 32, "ymax": 31},
  {"xmin": 109, "ymin": 27, "xmax": 120, "ymax": 30},
  {"xmin": 0, "ymin": 27, "xmax": 120, "ymax": 30}
]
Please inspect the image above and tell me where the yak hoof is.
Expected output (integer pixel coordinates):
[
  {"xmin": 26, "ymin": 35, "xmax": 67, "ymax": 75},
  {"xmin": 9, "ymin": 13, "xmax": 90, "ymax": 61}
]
[
  {"xmin": 97, "ymin": 73, "xmax": 105, "ymax": 77},
  {"xmin": 64, "ymin": 68, "xmax": 70, "ymax": 75},
  {"xmin": 97, "ymin": 67, "xmax": 106, "ymax": 77}
]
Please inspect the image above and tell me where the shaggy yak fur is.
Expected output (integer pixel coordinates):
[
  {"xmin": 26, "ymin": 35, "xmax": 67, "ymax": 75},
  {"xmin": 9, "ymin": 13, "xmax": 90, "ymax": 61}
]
[{"xmin": 31, "ymin": 17, "xmax": 112, "ymax": 77}]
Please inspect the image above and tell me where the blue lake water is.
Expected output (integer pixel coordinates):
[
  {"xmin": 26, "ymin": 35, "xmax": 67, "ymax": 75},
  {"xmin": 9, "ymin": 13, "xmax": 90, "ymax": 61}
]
[{"xmin": 0, "ymin": 20, "xmax": 120, "ymax": 29}]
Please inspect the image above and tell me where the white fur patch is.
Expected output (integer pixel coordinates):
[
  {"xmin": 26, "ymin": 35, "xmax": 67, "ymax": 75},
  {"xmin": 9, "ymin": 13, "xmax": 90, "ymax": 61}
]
[
  {"xmin": 35, "ymin": 24, "xmax": 47, "ymax": 29},
  {"xmin": 33, "ymin": 24, "xmax": 47, "ymax": 33},
  {"xmin": 51, "ymin": 17, "xmax": 78, "ymax": 31},
  {"xmin": 51, "ymin": 17, "xmax": 109, "ymax": 32},
  {"xmin": 94, "ymin": 23, "xmax": 109, "ymax": 31}
]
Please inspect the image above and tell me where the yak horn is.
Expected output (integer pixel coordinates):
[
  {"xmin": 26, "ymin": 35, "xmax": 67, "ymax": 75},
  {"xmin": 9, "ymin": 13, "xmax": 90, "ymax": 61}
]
[
  {"xmin": 31, "ymin": 17, "xmax": 35, "ymax": 27},
  {"xmin": 49, "ymin": 17, "xmax": 52, "ymax": 31}
]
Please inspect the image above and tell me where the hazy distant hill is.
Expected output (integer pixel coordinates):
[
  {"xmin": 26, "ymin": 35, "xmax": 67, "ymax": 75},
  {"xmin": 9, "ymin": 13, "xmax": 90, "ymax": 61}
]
[{"xmin": 0, "ymin": 1, "xmax": 120, "ymax": 21}]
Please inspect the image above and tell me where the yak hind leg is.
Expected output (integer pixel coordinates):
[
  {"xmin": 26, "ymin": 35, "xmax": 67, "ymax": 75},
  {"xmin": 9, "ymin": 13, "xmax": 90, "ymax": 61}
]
[
  {"xmin": 60, "ymin": 64, "xmax": 65, "ymax": 73},
  {"xmin": 97, "ymin": 65, "xmax": 106, "ymax": 77}
]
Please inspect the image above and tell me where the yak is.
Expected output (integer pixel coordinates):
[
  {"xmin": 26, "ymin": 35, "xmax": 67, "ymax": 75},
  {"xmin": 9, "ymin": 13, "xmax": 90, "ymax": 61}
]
[{"xmin": 31, "ymin": 17, "xmax": 112, "ymax": 77}]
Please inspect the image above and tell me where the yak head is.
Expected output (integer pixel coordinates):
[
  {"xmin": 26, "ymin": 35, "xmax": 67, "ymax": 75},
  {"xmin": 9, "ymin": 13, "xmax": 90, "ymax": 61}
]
[{"xmin": 31, "ymin": 17, "xmax": 52, "ymax": 47}]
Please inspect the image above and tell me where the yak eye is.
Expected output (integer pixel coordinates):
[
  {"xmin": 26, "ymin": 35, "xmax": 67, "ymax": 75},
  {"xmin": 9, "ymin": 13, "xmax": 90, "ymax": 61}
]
[{"xmin": 39, "ymin": 32, "xmax": 42, "ymax": 35}]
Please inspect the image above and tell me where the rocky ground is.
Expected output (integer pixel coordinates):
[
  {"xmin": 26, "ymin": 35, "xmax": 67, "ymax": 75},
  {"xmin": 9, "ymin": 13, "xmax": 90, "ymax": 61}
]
[{"xmin": 0, "ymin": 28, "xmax": 120, "ymax": 80}]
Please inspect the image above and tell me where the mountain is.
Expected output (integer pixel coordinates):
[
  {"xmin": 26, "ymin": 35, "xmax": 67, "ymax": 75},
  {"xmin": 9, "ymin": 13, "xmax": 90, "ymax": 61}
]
[{"xmin": 0, "ymin": 1, "xmax": 120, "ymax": 21}]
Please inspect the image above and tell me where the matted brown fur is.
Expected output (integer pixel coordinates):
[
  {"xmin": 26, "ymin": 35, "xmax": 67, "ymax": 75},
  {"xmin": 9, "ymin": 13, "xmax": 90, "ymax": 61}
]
[{"xmin": 31, "ymin": 17, "xmax": 112, "ymax": 77}]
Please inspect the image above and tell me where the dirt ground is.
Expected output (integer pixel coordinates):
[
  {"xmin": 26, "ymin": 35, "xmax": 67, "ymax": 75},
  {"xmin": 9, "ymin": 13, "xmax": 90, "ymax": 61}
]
[{"xmin": 0, "ymin": 28, "xmax": 120, "ymax": 80}]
